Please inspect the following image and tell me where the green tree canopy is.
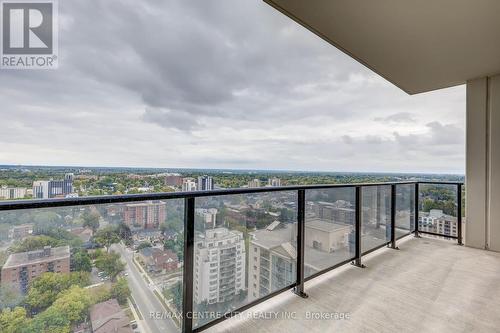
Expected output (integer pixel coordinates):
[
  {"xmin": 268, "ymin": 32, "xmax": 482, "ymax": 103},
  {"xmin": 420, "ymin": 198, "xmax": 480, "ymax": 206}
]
[
  {"xmin": 9, "ymin": 235, "xmax": 63, "ymax": 253},
  {"xmin": 0, "ymin": 307, "xmax": 27, "ymax": 333},
  {"xmin": 81, "ymin": 210, "xmax": 100, "ymax": 232},
  {"xmin": 94, "ymin": 226, "xmax": 121, "ymax": 253},
  {"xmin": 25, "ymin": 272, "xmax": 90, "ymax": 313},
  {"xmin": 71, "ymin": 249, "xmax": 92, "ymax": 272},
  {"xmin": 110, "ymin": 277, "xmax": 131, "ymax": 305},
  {"xmin": 94, "ymin": 251, "xmax": 125, "ymax": 282}
]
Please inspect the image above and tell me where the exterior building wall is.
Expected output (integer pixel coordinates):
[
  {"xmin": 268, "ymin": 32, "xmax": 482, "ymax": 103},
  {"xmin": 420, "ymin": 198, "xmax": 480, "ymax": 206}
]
[
  {"xmin": 9, "ymin": 224, "xmax": 34, "ymax": 240},
  {"xmin": 1, "ymin": 246, "xmax": 70, "ymax": 293},
  {"xmin": 0, "ymin": 187, "xmax": 27, "ymax": 200},
  {"xmin": 466, "ymin": 75, "xmax": 500, "ymax": 251},
  {"xmin": 197, "ymin": 176, "xmax": 214, "ymax": 191},
  {"xmin": 182, "ymin": 179, "xmax": 197, "ymax": 192},
  {"xmin": 193, "ymin": 228, "xmax": 246, "ymax": 305},
  {"xmin": 124, "ymin": 201, "xmax": 166, "ymax": 229},
  {"xmin": 248, "ymin": 179, "xmax": 261, "ymax": 188},
  {"xmin": 165, "ymin": 175, "xmax": 183, "ymax": 186},
  {"xmin": 32, "ymin": 174, "xmax": 74, "ymax": 199}
]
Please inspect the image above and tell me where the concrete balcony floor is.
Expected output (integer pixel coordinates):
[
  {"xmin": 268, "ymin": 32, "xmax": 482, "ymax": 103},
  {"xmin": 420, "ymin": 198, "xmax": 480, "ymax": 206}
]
[{"xmin": 206, "ymin": 236, "xmax": 500, "ymax": 333}]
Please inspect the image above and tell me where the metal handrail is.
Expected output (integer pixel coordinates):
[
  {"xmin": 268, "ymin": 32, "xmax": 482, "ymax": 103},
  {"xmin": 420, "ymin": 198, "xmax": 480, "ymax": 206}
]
[{"xmin": 0, "ymin": 180, "xmax": 464, "ymax": 333}]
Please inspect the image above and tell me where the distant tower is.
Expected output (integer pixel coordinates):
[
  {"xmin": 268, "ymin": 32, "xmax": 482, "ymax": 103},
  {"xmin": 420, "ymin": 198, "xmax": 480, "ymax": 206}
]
[
  {"xmin": 197, "ymin": 175, "xmax": 214, "ymax": 191},
  {"xmin": 182, "ymin": 178, "xmax": 197, "ymax": 192},
  {"xmin": 267, "ymin": 178, "xmax": 281, "ymax": 187}
]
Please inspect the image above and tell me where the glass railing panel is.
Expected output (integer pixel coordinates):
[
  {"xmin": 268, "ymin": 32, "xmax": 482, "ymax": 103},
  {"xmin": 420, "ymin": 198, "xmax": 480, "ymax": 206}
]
[
  {"xmin": 418, "ymin": 183, "xmax": 458, "ymax": 238},
  {"xmin": 0, "ymin": 199, "xmax": 184, "ymax": 333},
  {"xmin": 304, "ymin": 187, "xmax": 356, "ymax": 278},
  {"xmin": 395, "ymin": 184, "xmax": 415, "ymax": 238},
  {"xmin": 361, "ymin": 185, "xmax": 391, "ymax": 253},
  {"xmin": 192, "ymin": 190, "xmax": 297, "ymax": 329}
]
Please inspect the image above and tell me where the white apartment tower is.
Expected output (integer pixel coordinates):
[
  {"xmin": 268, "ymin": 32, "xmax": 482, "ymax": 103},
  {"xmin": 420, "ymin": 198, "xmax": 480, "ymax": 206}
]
[
  {"xmin": 195, "ymin": 208, "xmax": 218, "ymax": 229},
  {"xmin": 193, "ymin": 227, "xmax": 246, "ymax": 305},
  {"xmin": 248, "ymin": 179, "xmax": 261, "ymax": 188},
  {"xmin": 182, "ymin": 178, "xmax": 197, "ymax": 192},
  {"xmin": 267, "ymin": 178, "xmax": 281, "ymax": 187}
]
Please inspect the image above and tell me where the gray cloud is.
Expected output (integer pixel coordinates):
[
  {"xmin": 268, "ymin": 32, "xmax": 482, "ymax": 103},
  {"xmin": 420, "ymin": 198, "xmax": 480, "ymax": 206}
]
[{"xmin": 374, "ymin": 112, "xmax": 416, "ymax": 123}]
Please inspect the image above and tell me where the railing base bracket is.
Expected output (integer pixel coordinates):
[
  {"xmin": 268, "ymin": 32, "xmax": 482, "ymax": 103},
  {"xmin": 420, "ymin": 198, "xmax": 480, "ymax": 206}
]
[
  {"xmin": 293, "ymin": 288, "xmax": 309, "ymax": 299},
  {"xmin": 351, "ymin": 261, "xmax": 366, "ymax": 268}
]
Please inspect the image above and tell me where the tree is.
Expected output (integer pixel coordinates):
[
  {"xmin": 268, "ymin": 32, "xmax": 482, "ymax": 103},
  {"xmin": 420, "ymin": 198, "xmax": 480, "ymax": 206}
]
[
  {"xmin": 137, "ymin": 242, "xmax": 152, "ymax": 250},
  {"xmin": 94, "ymin": 226, "xmax": 121, "ymax": 253},
  {"xmin": 9, "ymin": 235, "xmax": 62, "ymax": 253},
  {"xmin": 82, "ymin": 210, "xmax": 100, "ymax": 233},
  {"xmin": 167, "ymin": 281, "xmax": 183, "ymax": 311},
  {"xmin": 0, "ymin": 283, "xmax": 24, "ymax": 310},
  {"xmin": 51, "ymin": 286, "xmax": 91, "ymax": 323},
  {"xmin": 71, "ymin": 249, "xmax": 92, "ymax": 272},
  {"xmin": 24, "ymin": 286, "xmax": 91, "ymax": 333},
  {"xmin": 23, "ymin": 306, "xmax": 69, "ymax": 333},
  {"xmin": 116, "ymin": 223, "xmax": 132, "ymax": 246},
  {"xmin": 111, "ymin": 278, "xmax": 131, "ymax": 305},
  {"xmin": 0, "ymin": 307, "xmax": 27, "ymax": 333},
  {"xmin": 94, "ymin": 251, "xmax": 125, "ymax": 282}
]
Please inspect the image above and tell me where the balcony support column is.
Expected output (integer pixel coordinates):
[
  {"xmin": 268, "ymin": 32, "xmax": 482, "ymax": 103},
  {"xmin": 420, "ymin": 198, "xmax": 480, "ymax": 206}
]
[{"xmin": 466, "ymin": 75, "xmax": 500, "ymax": 251}]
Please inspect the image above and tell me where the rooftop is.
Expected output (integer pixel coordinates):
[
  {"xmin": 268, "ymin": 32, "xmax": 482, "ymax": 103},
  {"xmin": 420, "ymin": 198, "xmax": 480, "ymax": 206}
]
[
  {"xmin": 89, "ymin": 299, "xmax": 132, "ymax": 333},
  {"xmin": 306, "ymin": 218, "xmax": 352, "ymax": 233},
  {"xmin": 3, "ymin": 245, "xmax": 70, "ymax": 269}
]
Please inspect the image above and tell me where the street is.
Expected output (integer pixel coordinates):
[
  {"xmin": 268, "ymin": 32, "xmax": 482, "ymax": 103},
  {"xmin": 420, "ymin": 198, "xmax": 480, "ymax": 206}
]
[{"xmin": 112, "ymin": 244, "xmax": 180, "ymax": 333}]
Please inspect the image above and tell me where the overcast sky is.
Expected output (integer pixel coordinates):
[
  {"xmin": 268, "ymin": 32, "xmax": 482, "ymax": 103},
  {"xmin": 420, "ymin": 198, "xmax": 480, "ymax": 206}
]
[{"xmin": 0, "ymin": 0, "xmax": 465, "ymax": 174}]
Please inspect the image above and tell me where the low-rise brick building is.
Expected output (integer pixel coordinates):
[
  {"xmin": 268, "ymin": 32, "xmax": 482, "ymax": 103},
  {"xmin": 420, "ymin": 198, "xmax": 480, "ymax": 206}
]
[{"xmin": 0, "ymin": 245, "xmax": 70, "ymax": 293}]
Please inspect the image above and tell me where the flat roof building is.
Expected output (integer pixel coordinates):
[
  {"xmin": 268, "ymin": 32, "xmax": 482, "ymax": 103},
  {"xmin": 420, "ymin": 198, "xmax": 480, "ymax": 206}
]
[{"xmin": 1, "ymin": 245, "xmax": 70, "ymax": 293}]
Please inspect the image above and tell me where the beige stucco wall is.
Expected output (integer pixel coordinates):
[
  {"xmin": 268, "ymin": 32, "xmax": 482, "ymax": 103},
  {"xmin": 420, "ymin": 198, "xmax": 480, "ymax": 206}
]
[{"xmin": 466, "ymin": 75, "xmax": 500, "ymax": 251}]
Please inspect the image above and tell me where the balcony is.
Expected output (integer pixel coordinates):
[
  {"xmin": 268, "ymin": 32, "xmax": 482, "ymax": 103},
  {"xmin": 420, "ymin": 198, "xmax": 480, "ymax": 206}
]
[
  {"xmin": 205, "ymin": 235, "xmax": 500, "ymax": 333},
  {"xmin": 0, "ymin": 180, "xmax": 465, "ymax": 333}
]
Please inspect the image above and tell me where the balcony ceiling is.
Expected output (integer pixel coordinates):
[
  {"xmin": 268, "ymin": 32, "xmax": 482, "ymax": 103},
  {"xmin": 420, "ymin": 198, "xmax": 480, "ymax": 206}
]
[{"xmin": 264, "ymin": 0, "xmax": 500, "ymax": 94}]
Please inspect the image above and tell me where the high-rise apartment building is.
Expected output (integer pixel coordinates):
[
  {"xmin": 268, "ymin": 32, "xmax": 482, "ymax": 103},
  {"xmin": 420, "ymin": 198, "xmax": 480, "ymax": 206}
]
[
  {"xmin": 123, "ymin": 201, "xmax": 166, "ymax": 229},
  {"xmin": 248, "ymin": 179, "xmax": 261, "ymax": 188},
  {"xmin": 32, "ymin": 173, "xmax": 74, "ymax": 199},
  {"xmin": 248, "ymin": 223, "xmax": 296, "ymax": 302},
  {"xmin": 1, "ymin": 246, "xmax": 70, "ymax": 293},
  {"xmin": 196, "ymin": 208, "xmax": 218, "ymax": 229},
  {"xmin": 248, "ymin": 220, "xmax": 352, "ymax": 302},
  {"xmin": 182, "ymin": 178, "xmax": 197, "ymax": 192},
  {"xmin": 165, "ymin": 173, "xmax": 183, "ymax": 187},
  {"xmin": 198, "ymin": 175, "xmax": 214, "ymax": 191},
  {"xmin": 193, "ymin": 227, "xmax": 246, "ymax": 305},
  {"xmin": 419, "ymin": 209, "xmax": 458, "ymax": 237},
  {"xmin": 0, "ymin": 186, "xmax": 27, "ymax": 200},
  {"xmin": 311, "ymin": 200, "xmax": 355, "ymax": 225}
]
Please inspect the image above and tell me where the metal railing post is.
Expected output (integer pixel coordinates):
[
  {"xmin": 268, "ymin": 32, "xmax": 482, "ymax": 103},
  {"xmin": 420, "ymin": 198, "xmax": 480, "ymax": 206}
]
[
  {"xmin": 293, "ymin": 189, "xmax": 308, "ymax": 298},
  {"xmin": 182, "ymin": 197, "xmax": 195, "ymax": 333},
  {"xmin": 414, "ymin": 183, "xmax": 421, "ymax": 238},
  {"xmin": 352, "ymin": 186, "xmax": 365, "ymax": 268},
  {"xmin": 389, "ymin": 184, "xmax": 399, "ymax": 249},
  {"xmin": 457, "ymin": 184, "xmax": 463, "ymax": 245}
]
